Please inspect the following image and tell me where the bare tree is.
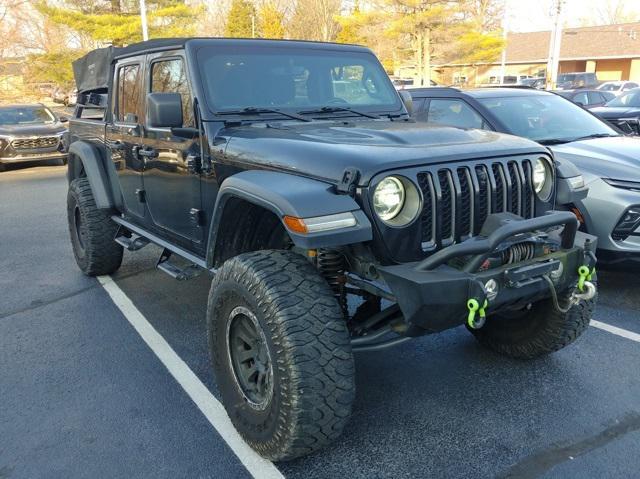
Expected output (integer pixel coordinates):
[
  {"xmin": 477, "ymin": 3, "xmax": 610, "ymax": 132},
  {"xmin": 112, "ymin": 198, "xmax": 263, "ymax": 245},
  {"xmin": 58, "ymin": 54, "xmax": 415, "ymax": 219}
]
[{"xmin": 288, "ymin": 0, "xmax": 342, "ymax": 41}]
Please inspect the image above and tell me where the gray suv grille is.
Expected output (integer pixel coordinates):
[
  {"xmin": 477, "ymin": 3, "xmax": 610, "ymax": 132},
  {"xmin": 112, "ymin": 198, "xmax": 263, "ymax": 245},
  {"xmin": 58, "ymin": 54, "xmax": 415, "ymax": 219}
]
[
  {"xmin": 417, "ymin": 159, "xmax": 535, "ymax": 249},
  {"xmin": 11, "ymin": 137, "xmax": 59, "ymax": 149}
]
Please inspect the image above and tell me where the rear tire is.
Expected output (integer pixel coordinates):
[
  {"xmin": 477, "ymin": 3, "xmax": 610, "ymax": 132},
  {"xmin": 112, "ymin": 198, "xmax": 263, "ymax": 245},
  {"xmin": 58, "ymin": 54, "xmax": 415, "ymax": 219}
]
[
  {"xmin": 67, "ymin": 177, "xmax": 123, "ymax": 276},
  {"xmin": 207, "ymin": 250, "xmax": 355, "ymax": 461},
  {"xmin": 469, "ymin": 286, "xmax": 596, "ymax": 359}
]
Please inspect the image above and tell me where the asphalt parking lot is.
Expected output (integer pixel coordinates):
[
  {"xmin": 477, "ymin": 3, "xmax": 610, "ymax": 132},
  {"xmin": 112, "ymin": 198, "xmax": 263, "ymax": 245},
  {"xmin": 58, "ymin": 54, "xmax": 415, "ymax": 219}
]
[{"xmin": 2, "ymin": 165, "xmax": 640, "ymax": 479}]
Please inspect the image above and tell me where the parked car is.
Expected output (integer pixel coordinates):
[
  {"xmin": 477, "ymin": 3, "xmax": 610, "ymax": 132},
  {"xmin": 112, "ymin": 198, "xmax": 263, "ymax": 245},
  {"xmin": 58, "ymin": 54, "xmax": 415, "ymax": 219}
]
[
  {"xmin": 408, "ymin": 86, "xmax": 640, "ymax": 264},
  {"xmin": 0, "ymin": 104, "xmax": 68, "ymax": 171},
  {"xmin": 597, "ymin": 81, "xmax": 639, "ymax": 96},
  {"xmin": 518, "ymin": 77, "xmax": 546, "ymax": 89},
  {"xmin": 555, "ymin": 89, "xmax": 615, "ymax": 109},
  {"xmin": 555, "ymin": 72, "xmax": 598, "ymax": 90},
  {"xmin": 391, "ymin": 77, "xmax": 437, "ymax": 89},
  {"xmin": 66, "ymin": 39, "xmax": 597, "ymax": 460},
  {"xmin": 51, "ymin": 87, "xmax": 77, "ymax": 106},
  {"xmin": 590, "ymin": 88, "xmax": 640, "ymax": 135}
]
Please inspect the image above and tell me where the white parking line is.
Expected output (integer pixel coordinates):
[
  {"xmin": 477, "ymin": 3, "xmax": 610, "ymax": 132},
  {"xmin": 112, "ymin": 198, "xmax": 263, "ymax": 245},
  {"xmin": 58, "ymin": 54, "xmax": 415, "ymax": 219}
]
[
  {"xmin": 592, "ymin": 320, "xmax": 640, "ymax": 343},
  {"xmin": 97, "ymin": 275, "xmax": 285, "ymax": 479}
]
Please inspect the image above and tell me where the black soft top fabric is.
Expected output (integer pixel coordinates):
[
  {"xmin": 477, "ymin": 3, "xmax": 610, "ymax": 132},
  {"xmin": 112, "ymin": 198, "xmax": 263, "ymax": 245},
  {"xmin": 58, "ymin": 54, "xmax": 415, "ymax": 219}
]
[{"xmin": 72, "ymin": 46, "xmax": 119, "ymax": 93}]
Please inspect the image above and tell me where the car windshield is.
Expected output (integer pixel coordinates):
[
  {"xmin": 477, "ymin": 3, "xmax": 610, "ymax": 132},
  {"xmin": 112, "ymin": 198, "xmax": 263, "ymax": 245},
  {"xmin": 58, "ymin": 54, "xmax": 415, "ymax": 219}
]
[
  {"xmin": 558, "ymin": 74, "xmax": 576, "ymax": 82},
  {"xmin": 0, "ymin": 106, "xmax": 56, "ymax": 125},
  {"xmin": 599, "ymin": 83, "xmax": 621, "ymax": 91},
  {"xmin": 605, "ymin": 90, "xmax": 640, "ymax": 107},
  {"xmin": 197, "ymin": 45, "xmax": 401, "ymax": 115},
  {"xmin": 478, "ymin": 94, "xmax": 617, "ymax": 142}
]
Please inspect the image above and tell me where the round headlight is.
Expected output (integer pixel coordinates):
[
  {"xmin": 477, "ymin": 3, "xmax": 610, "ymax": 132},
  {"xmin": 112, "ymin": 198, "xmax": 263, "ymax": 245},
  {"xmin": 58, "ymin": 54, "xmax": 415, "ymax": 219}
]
[
  {"xmin": 533, "ymin": 158, "xmax": 553, "ymax": 200},
  {"xmin": 373, "ymin": 176, "xmax": 405, "ymax": 221}
]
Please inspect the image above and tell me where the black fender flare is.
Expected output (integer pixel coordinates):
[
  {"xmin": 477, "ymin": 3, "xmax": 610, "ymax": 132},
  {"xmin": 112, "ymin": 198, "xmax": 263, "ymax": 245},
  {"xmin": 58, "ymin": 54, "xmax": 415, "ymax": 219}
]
[
  {"xmin": 68, "ymin": 141, "xmax": 119, "ymax": 209},
  {"xmin": 206, "ymin": 170, "xmax": 372, "ymax": 268}
]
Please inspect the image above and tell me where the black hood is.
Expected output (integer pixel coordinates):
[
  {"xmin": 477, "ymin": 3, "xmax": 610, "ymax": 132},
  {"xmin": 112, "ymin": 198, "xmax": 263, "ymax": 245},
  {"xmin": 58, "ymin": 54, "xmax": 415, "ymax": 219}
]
[
  {"xmin": 216, "ymin": 120, "xmax": 548, "ymax": 185},
  {"xmin": 590, "ymin": 106, "xmax": 640, "ymax": 119},
  {"xmin": 0, "ymin": 122, "xmax": 66, "ymax": 137}
]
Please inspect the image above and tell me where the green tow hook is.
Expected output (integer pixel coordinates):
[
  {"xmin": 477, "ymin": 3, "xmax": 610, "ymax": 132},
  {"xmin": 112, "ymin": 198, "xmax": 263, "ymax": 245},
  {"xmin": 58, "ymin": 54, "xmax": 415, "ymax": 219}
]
[
  {"xmin": 577, "ymin": 265, "xmax": 593, "ymax": 292},
  {"xmin": 467, "ymin": 298, "xmax": 488, "ymax": 329}
]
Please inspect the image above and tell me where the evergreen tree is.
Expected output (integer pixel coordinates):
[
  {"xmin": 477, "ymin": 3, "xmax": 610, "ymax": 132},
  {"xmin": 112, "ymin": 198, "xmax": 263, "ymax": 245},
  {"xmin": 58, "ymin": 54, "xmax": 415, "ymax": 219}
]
[
  {"xmin": 225, "ymin": 0, "xmax": 257, "ymax": 38},
  {"xmin": 258, "ymin": 2, "xmax": 285, "ymax": 39}
]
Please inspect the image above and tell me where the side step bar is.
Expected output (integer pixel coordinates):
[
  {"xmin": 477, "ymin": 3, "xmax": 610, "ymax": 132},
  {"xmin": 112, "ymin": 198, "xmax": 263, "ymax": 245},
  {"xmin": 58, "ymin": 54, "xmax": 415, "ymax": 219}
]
[
  {"xmin": 115, "ymin": 231, "xmax": 150, "ymax": 251},
  {"xmin": 157, "ymin": 249, "xmax": 202, "ymax": 281},
  {"xmin": 111, "ymin": 216, "xmax": 213, "ymax": 280}
]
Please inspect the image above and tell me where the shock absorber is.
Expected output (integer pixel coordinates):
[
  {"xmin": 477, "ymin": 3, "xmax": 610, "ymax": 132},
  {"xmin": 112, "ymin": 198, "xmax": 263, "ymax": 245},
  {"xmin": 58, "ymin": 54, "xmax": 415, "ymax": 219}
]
[{"xmin": 317, "ymin": 248, "xmax": 348, "ymax": 318}]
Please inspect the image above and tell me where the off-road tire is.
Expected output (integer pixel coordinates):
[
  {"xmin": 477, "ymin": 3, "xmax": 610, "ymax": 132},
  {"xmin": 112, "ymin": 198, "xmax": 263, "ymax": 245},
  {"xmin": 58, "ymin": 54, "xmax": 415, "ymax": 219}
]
[
  {"xmin": 207, "ymin": 250, "xmax": 355, "ymax": 461},
  {"xmin": 67, "ymin": 177, "xmax": 123, "ymax": 276},
  {"xmin": 469, "ymin": 286, "xmax": 596, "ymax": 359}
]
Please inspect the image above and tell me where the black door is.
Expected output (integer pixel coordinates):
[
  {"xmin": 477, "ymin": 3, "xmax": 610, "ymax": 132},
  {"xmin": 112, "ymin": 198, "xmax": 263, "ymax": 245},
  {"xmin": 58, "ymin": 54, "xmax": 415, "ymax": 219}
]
[
  {"xmin": 138, "ymin": 52, "xmax": 203, "ymax": 247},
  {"xmin": 106, "ymin": 58, "xmax": 146, "ymax": 219}
]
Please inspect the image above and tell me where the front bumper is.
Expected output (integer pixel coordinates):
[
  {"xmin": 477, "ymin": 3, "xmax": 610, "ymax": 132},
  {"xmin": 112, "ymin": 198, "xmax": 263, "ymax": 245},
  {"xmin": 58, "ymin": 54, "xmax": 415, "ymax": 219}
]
[
  {"xmin": 378, "ymin": 211, "xmax": 597, "ymax": 334},
  {"xmin": 0, "ymin": 150, "xmax": 67, "ymax": 164}
]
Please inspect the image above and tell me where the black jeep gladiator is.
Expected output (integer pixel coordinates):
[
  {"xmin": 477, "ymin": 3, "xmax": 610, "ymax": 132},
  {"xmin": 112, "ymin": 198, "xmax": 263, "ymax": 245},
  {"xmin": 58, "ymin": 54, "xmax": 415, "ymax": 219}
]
[{"xmin": 67, "ymin": 38, "xmax": 597, "ymax": 461}]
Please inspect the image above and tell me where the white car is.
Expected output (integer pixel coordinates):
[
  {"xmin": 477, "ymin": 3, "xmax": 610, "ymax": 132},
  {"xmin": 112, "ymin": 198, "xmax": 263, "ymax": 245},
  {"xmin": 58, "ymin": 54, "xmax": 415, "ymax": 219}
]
[{"xmin": 597, "ymin": 81, "xmax": 639, "ymax": 96}]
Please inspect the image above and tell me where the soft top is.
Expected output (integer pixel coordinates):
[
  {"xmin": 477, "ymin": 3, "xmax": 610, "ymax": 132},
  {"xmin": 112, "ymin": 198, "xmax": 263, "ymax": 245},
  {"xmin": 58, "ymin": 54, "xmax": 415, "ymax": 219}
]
[
  {"xmin": 73, "ymin": 37, "xmax": 369, "ymax": 93},
  {"xmin": 72, "ymin": 46, "xmax": 118, "ymax": 93}
]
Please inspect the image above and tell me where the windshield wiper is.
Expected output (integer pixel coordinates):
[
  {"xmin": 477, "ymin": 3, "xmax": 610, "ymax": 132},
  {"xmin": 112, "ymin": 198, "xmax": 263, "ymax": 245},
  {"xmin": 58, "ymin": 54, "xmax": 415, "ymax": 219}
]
[
  {"xmin": 570, "ymin": 133, "xmax": 620, "ymax": 141},
  {"xmin": 298, "ymin": 106, "xmax": 380, "ymax": 119},
  {"xmin": 537, "ymin": 138, "xmax": 572, "ymax": 145},
  {"xmin": 216, "ymin": 107, "xmax": 311, "ymax": 122}
]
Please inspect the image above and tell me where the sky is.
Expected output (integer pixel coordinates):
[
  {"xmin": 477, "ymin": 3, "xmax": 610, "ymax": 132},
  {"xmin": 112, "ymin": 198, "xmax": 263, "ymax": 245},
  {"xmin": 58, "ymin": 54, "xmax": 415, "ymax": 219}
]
[{"xmin": 506, "ymin": 0, "xmax": 640, "ymax": 32}]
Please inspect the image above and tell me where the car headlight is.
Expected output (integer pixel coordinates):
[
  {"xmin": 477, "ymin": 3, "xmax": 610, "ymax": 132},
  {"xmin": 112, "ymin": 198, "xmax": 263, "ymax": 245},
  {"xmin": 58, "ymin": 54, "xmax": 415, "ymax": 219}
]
[
  {"xmin": 533, "ymin": 158, "xmax": 553, "ymax": 200},
  {"xmin": 373, "ymin": 176, "xmax": 421, "ymax": 226}
]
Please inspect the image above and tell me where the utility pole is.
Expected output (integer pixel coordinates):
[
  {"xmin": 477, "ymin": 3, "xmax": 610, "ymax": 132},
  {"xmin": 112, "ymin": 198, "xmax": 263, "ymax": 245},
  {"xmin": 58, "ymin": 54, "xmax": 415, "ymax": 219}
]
[
  {"xmin": 140, "ymin": 0, "xmax": 149, "ymax": 41},
  {"xmin": 499, "ymin": 0, "xmax": 508, "ymax": 84},
  {"xmin": 546, "ymin": 0, "xmax": 564, "ymax": 89}
]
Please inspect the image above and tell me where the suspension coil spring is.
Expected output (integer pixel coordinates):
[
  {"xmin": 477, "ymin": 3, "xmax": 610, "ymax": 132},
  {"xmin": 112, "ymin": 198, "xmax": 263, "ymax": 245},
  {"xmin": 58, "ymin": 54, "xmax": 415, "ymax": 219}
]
[
  {"xmin": 317, "ymin": 248, "xmax": 348, "ymax": 317},
  {"xmin": 502, "ymin": 242, "xmax": 536, "ymax": 264}
]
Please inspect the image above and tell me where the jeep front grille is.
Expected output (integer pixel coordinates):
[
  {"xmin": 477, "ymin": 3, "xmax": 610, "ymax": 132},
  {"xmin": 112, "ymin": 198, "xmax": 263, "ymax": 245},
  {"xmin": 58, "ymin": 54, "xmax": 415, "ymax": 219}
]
[
  {"xmin": 11, "ymin": 137, "xmax": 59, "ymax": 149},
  {"xmin": 417, "ymin": 159, "xmax": 535, "ymax": 249}
]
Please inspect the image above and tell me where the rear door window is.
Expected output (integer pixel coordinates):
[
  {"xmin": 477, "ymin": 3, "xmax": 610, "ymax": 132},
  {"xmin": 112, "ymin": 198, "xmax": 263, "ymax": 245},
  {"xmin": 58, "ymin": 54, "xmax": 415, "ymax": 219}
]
[{"xmin": 116, "ymin": 64, "xmax": 142, "ymax": 123}]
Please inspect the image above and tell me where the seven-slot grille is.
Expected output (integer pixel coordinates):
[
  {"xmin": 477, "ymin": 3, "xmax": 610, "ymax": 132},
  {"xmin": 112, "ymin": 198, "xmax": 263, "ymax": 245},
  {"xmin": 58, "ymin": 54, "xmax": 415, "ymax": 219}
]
[
  {"xmin": 11, "ymin": 137, "xmax": 59, "ymax": 150},
  {"xmin": 417, "ymin": 159, "xmax": 535, "ymax": 250}
]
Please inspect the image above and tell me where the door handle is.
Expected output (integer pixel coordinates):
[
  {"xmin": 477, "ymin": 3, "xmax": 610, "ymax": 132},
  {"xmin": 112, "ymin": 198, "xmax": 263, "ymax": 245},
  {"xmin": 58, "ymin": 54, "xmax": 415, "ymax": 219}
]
[{"xmin": 137, "ymin": 148, "xmax": 158, "ymax": 159}]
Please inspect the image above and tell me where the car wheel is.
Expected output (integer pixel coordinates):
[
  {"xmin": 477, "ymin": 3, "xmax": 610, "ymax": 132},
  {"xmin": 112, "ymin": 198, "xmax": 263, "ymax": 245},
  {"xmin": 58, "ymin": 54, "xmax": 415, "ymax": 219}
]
[
  {"xmin": 67, "ymin": 177, "xmax": 123, "ymax": 276},
  {"xmin": 468, "ymin": 282, "xmax": 597, "ymax": 359},
  {"xmin": 207, "ymin": 250, "xmax": 355, "ymax": 461}
]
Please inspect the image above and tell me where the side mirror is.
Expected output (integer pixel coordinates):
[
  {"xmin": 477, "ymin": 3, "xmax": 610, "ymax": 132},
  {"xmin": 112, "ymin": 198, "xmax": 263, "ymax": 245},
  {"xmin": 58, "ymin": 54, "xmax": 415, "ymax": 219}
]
[
  {"xmin": 59, "ymin": 116, "xmax": 69, "ymax": 123},
  {"xmin": 147, "ymin": 92, "xmax": 183, "ymax": 128},
  {"xmin": 398, "ymin": 90, "xmax": 414, "ymax": 116},
  {"xmin": 574, "ymin": 100, "xmax": 585, "ymax": 107}
]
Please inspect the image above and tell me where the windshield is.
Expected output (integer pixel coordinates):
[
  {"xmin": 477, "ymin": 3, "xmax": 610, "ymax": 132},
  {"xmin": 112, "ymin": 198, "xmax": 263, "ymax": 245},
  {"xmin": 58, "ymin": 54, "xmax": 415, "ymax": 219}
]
[
  {"xmin": 605, "ymin": 90, "xmax": 640, "ymax": 107},
  {"xmin": 599, "ymin": 83, "xmax": 621, "ymax": 91},
  {"xmin": 0, "ymin": 106, "xmax": 56, "ymax": 125},
  {"xmin": 557, "ymin": 74, "xmax": 576, "ymax": 83},
  {"xmin": 478, "ymin": 94, "xmax": 616, "ymax": 142},
  {"xmin": 197, "ymin": 46, "xmax": 401, "ymax": 115}
]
